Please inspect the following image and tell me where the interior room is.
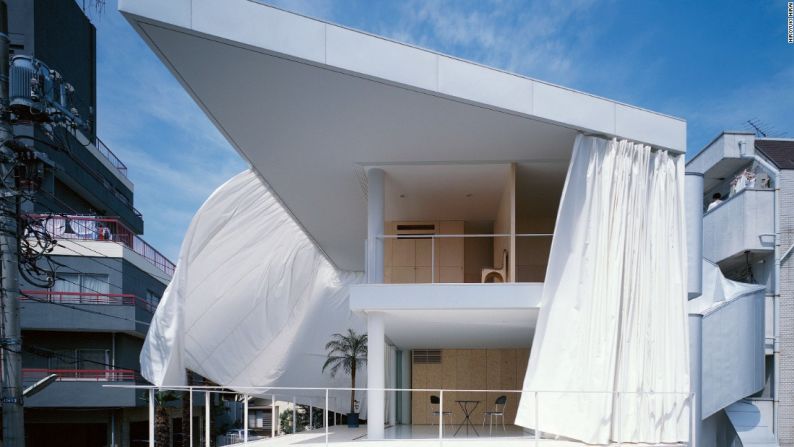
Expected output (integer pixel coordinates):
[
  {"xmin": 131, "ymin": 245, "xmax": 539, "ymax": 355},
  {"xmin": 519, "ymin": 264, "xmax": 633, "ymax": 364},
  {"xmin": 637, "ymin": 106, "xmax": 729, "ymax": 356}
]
[{"xmin": 379, "ymin": 161, "xmax": 566, "ymax": 285}]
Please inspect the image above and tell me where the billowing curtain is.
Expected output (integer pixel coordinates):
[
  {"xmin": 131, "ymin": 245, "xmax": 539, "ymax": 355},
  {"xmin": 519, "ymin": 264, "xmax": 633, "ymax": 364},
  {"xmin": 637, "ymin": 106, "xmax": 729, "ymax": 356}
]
[
  {"xmin": 139, "ymin": 169, "xmax": 365, "ymax": 416},
  {"xmin": 515, "ymin": 135, "xmax": 690, "ymax": 444}
]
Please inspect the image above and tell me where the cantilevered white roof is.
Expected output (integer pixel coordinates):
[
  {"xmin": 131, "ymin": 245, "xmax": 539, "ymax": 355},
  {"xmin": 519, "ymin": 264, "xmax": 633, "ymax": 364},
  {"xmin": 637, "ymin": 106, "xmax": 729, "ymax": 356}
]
[{"xmin": 120, "ymin": 0, "xmax": 686, "ymax": 270}]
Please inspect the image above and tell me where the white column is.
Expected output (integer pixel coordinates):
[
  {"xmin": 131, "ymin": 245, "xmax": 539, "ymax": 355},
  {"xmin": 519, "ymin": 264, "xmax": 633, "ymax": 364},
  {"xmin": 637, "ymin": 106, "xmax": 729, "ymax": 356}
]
[
  {"xmin": 367, "ymin": 312, "xmax": 385, "ymax": 439},
  {"xmin": 243, "ymin": 394, "xmax": 249, "ymax": 443},
  {"xmin": 271, "ymin": 395, "xmax": 276, "ymax": 438},
  {"xmin": 685, "ymin": 172, "xmax": 704, "ymax": 299},
  {"xmin": 292, "ymin": 396, "xmax": 297, "ymax": 433},
  {"xmin": 388, "ymin": 348, "xmax": 397, "ymax": 426},
  {"xmin": 367, "ymin": 168, "xmax": 385, "ymax": 284},
  {"xmin": 399, "ymin": 350, "xmax": 411, "ymax": 425},
  {"xmin": 148, "ymin": 389, "xmax": 155, "ymax": 447}
]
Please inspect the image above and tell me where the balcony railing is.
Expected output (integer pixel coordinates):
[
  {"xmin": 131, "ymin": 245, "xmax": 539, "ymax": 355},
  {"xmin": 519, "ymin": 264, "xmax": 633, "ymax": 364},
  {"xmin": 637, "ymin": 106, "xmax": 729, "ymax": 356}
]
[
  {"xmin": 28, "ymin": 214, "xmax": 176, "ymax": 277},
  {"xmin": 20, "ymin": 290, "xmax": 158, "ymax": 314},
  {"xmin": 94, "ymin": 136, "xmax": 129, "ymax": 178},
  {"xmin": 702, "ymin": 188, "xmax": 774, "ymax": 262},
  {"xmin": 23, "ymin": 368, "xmax": 138, "ymax": 383}
]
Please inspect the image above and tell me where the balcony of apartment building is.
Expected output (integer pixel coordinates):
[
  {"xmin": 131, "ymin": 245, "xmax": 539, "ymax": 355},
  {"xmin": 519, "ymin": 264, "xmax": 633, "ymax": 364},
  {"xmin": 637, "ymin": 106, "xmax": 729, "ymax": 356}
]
[
  {"xmin": 22, "ymin": 367, "xmax": 146, "ymax": 408},
  {"xmin": 20, "ymin": 289, "xmax": 155, "ymax": 335},
  {"xmin": 27, "ymin": 213, "xmax": 176, "ymax": 277},
  {"xmin": 20, "ymin": 331, "xmax": 148, "ymax": 408}
]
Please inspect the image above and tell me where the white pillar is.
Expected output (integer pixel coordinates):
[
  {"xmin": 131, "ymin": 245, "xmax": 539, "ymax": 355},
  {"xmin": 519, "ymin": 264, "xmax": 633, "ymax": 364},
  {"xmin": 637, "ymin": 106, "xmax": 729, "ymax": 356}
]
[
  {"xmin": 388, "ymin": 348, "xmax": 397, "ymax": 426},
  {"xmin": 148, "ymin": 389, "xmax": 155, "ymax": 447},
  {"xmin": 292, "ymin": 396, "xmax": 297, "ymax": 433},
  {"xmin": 243, "ymin": 394, "xmax": 249, "ymax": 443},
  {"xmin": 367, "ymin": 312, "xmax": 385, "ymax": 439},
  {"xmin": 271, "ymin": 395, "xmax": 276, "ymax": 438},
  {"xmin": 399, "ymin": 350, "xmax": 411, "ymax": 425},
  {"xmin": 367, "ymin": 168, "xmax": 385, "ymax": 284},
  {"xmin": 685, "ymin": 172, "xmax": 704, "ymax": 299}
]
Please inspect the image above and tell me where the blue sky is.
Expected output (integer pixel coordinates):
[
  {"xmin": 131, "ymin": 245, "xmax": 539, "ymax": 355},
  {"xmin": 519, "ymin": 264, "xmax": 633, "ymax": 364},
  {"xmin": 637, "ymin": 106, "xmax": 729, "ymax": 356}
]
[{"xmin": 90, "ymin": 0, "xmax": 793, "ymax": 260}]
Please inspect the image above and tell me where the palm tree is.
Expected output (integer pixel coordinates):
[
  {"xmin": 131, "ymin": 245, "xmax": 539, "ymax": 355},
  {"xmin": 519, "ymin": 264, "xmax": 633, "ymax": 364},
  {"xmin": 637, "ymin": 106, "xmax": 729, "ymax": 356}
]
[
  {"xmin": 154, "ymin": 391, "xmax": 179, "ymax": 446},
  {"xmin": 322, "ymin": 329, "xmax": 367, "ymax": 414}
]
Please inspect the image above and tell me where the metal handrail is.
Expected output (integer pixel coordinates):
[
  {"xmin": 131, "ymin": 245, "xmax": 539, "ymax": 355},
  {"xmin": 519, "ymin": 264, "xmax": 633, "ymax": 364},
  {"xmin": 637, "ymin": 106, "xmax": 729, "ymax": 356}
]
[
  {"xmin": 20, "ymin": 289, "xmax": 157, "ymax": 313},
  {"xmin": 106, "ymin": 384, "xmax": 693, "ymax": 447},
  {"xmin": 24, "ymin": 368, "xmax": 137, "ymax": 382},
  {"xmin": 27, "ymin": 214, "xmax": 176, "ymax": 277},
  {"xmin": 94, "ymin": 136, "xmax": 129, "ymax": 178}
]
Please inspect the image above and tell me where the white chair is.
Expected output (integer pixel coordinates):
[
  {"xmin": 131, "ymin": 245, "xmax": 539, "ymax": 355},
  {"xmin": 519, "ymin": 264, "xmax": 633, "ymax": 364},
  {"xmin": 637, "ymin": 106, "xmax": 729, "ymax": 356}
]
[
  {"xmin": 482, "ymin": 395, "xmax": 507, "ymax": 434},
  {"xmin": 481, "ymin": 250, "xmax": 508, "ymax": 283}
]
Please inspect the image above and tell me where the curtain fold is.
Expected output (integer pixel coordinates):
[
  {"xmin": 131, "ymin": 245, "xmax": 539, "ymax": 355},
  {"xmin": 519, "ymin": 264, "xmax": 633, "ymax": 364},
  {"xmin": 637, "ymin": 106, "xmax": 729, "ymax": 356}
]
[
  {"xmin": 515, "ymin": 135, "xmax": 690, "ymax": 444},
  {"xmin": 139, "ymin": 169, "xmax": 365, "ymax": 415}
]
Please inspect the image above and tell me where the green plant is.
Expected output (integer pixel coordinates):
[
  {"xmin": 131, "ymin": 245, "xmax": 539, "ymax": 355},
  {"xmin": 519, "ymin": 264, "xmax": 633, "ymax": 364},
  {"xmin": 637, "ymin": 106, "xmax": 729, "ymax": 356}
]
[{"xmin": 322, "ymin": 329, "xmax": 367, "ymax": 414}]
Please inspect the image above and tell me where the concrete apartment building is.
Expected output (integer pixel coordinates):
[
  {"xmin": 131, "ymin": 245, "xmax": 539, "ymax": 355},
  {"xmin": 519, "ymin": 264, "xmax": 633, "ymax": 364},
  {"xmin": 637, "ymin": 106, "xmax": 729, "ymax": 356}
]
[
  {"xmin": 688, "ymin": 133, "xmax": 794, "ymax": 446},
  {"xmin": 7, "ymin": 1, "xmax": 175, "ymax": 445}
]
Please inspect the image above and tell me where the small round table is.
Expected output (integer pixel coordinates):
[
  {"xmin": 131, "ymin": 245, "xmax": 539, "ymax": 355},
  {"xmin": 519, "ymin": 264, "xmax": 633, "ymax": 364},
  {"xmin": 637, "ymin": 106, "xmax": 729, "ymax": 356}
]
[{"xmin": 454, "ymin": 400, "xmax": 480, "ymax": 437}]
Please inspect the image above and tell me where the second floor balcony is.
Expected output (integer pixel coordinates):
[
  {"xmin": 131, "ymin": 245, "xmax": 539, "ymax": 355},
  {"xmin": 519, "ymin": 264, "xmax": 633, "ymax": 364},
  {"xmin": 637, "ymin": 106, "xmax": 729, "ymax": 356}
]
[
  {"xmin": 22, "ymin": 368, "xmax": 146, "ymax": 408},
  {"xmin": 703, "ymin": 188, "xmax": 774, "ymax": 264}
]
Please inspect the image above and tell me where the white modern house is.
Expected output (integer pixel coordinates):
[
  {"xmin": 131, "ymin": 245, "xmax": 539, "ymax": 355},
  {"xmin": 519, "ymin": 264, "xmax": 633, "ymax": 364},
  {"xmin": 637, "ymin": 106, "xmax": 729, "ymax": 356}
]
[{"xmin": 118, "ymin": 1, "xmax": 770, "ymax": 446}]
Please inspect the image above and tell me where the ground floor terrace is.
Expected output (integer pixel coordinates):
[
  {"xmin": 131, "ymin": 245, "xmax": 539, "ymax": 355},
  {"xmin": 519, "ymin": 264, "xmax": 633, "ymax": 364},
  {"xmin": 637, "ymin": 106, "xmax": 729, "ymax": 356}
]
[{"xmin": 225, "ymin": 424, "xmax": 687, "ymax": 446}]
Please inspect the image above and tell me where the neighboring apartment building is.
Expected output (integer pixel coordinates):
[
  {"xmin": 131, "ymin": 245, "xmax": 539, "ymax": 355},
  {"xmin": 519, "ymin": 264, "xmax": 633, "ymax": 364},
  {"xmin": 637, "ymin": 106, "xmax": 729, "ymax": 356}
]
[
  {"xmin": 688, "ymin": 132, "xmax": 794, "ymax": 446},
  {"xmin": 120, "ymin": 2, "xmax": 771, "ymax": 446},
  {"xmin": 7, "ymin": 1, "xmax": 175, "ymax": 446}
]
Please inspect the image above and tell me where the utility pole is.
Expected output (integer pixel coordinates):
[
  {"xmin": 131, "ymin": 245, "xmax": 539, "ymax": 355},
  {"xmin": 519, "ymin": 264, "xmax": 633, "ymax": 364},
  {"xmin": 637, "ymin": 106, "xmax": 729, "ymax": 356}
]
[{"xmin": 0, "ymin": 0, "xmax": 24, "ymax": 445}]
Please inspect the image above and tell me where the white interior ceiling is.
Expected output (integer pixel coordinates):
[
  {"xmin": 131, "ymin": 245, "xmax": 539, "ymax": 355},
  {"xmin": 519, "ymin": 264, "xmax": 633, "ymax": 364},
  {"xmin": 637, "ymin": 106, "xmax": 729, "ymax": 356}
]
[{"xmin": 383, "ymin": 164, "xmax": 510, "ymax": 222}]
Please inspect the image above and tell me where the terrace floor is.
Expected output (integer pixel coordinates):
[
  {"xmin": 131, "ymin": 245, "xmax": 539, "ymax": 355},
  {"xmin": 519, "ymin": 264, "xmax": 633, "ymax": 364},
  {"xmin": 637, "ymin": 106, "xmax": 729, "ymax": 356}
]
[{"xmin": 239, "ymin": 425, "xmax": 684, "ymax": 446}]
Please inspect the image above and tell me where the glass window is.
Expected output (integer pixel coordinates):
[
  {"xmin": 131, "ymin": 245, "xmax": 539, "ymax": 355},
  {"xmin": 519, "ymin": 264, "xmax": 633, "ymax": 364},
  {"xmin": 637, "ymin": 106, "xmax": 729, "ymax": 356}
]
[
  {"xmin": 51, "ymin": 273, "xmax": 109, "ymax": 295},
  {"xmin": 52, "ymin": 273, "xmax": 80, "ymax": 293},
  {"xmin": 81, "ymin": 274, "xmax": 110, "ymax": 295}
]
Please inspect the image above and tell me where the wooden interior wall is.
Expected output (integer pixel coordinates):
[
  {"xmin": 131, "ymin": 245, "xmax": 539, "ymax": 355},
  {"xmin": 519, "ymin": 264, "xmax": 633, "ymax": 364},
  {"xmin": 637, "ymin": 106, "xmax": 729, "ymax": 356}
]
[
  {"xmin": 463, "ymin": 221, "xmax": 494, "ymax": 283},
  {"xmin": 411, "ymin": 348, "xmax": 530, "ymax": 425},
  {"xmin": 492, "ymin": 164, "xmax": 516, "ymax": 282},
  {"xmin": 384, "ymin": 221, "xmax": 464, "ymax": 283},
  {"xmin": 515, "ymin": 216, "xmax": 554, "ymax": 282}
]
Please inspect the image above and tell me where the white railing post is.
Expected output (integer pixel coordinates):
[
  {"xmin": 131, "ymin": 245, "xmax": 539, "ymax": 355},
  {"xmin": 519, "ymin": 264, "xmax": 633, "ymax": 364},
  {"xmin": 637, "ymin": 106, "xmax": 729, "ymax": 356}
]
[
  {"xmin": 243, "ymin": 394, "xmax": 249, "ymax": 444},
  {"xmin": 148, "ymin": 389, "xmax": 155, "ymax": 447},
  {"xmin": 534, "ymin": 391, "xmax": 539, "ymax": 447},
  {"xmin": 205, "ymin": 391, "xmax": 211, "ymax": 447},
  {"xmin": 309, "ymin": 401, "xmax": 313, "ymax": 430},
  {"xmin": 189, "ymin": 387, "xmax": 193, "ymax": 447},
  {"xmin": 271, "ymin": 394, "xmax": 276, "ymax": 438},
  {"xmin": 325, "ymin": 389, "xmax": 330, "ymax": 446},
  {"xmin": 292, "ymin": 395, "xmax": 297, "ymax": 433},
  {"xmin": 439, "ymin": 389, "xmax": 443, "ymax": 440}
]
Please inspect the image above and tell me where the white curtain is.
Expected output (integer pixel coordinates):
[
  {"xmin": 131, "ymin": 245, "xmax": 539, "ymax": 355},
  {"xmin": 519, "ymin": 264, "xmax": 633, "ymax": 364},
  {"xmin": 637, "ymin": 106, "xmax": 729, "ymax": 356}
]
[
  {"xmin": 515, "ymin": 135, "xmax": 690, "ymax": 444},
  {"xmin": 140, "ymin": 169, "xmax": 366, "ymax": 415}
]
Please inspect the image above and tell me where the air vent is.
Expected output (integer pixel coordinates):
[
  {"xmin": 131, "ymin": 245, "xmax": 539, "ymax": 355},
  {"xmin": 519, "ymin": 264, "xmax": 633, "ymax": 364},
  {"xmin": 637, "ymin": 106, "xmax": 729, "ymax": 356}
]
[
  {"xmin": 413, "ymin": 349, "xmax": 442, "ymax": 364},
  {"xmin": 397, "ymin": 224, "xmax": 436, "ymax": 231}
]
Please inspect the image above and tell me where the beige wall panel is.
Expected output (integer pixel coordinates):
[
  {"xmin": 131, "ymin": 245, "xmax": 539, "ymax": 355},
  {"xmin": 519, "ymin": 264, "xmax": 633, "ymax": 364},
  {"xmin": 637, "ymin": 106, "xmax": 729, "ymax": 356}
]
[
  {"xmin": 391, "ymin": 267, "xmax": 415, "ymax": 284},
  {"xmin": 439, "ymin": 266, "xmax": 464, "ymax": 283},
  {"xmin": 499, "ymin": 349, "xmax": 518, "ymax": 424},
  {"xmin": 415, "ymin": 239, "xmax": 432, "ymax": 267},
  {"xmin": 412, "ymin": 361, "xmax": 428, "ymax": 425},
  {"xmin": 485, "ymin": 349, "xmax": 502, "ymax": 419},
  {"xmin": 414, "ymin": 267, "xmax": 432, "ymax": 284},
  {"xmin": 392, "ymin": 239, "xmax": 415, "ymax": 267},
  {"xmin": 440, "ymin": 221, "xmax": 464, "ymax": 235},
  {"xmin": 464, "ymin": 222, "xmax": 494, "ymax": 283},
  {"xmin": 441, "ymin": 349, "xmax": 459, "ymax": 424},
  {"xmin": 469, "ymin": 349, "xmax": 488, "ymax": 423}
]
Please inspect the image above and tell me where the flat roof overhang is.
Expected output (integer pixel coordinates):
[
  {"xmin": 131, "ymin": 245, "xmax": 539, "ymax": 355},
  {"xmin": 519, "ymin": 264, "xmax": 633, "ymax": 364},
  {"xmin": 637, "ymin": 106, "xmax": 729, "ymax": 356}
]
[
  {"xmin": 120, "ymin": 0, "xmax": 687, "ymax": 271},
  {"xmin": 350, "ymin": 283, "xmax": 542, "ymax": 349}
]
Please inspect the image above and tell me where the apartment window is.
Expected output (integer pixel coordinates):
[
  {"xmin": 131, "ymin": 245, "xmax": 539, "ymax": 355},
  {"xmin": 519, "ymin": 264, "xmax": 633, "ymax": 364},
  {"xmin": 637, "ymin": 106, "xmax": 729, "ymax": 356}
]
[
  {"xmin": 48, "ymin": 349, "xmax": 110, "ymax": 371},
  {"xmin": 145, "ymin": 290, "xmax": 160, "ymax": 308},
  {"xmin": 52, "ymin": 273, "xmax": 110, "ymax": 295}
]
